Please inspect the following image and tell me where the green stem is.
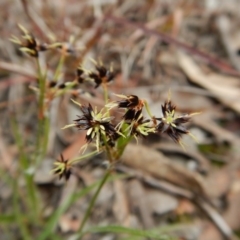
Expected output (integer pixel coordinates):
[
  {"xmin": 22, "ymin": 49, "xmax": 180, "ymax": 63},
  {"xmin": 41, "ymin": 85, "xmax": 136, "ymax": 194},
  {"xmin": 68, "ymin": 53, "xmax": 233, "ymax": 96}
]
[
  {"xmin": 103, "ymin": 85, "xmax": 109, "ymax": 105},
  {"xmin": 116, "ymin": 135, "xmax": 132, "ymax": 160},
  {"xmin": 53, "ymin": 54, "xmax": 65, "ymax": 82},
  {"xmin": 78, "ymin": 170, "xmax": 112, "ymax": 236},
  {"xmin": 69, "ymin": 150, "xmax": 99, "ymax": 165},
  {"xmin": 144, "ymin": 100, "xmax": 153, "ymax": 119},
  {"xmin": 35, "ymin": 58, "xmax": 47, "ymax": 164}
]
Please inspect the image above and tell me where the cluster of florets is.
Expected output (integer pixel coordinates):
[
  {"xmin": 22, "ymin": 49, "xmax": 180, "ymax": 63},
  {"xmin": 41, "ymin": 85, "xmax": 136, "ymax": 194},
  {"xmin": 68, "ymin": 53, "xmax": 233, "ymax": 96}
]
[
  {"xmin": 52, "ymin": 154, "xmax": 71, "ymax": 181},
  {"xmin": 74, "ymin": 103, "xmax": 118, "ymax": 151},
  {"xmin": 10, "ymin": 25, "xmax": 81, "ymax": 59},
  {"xmin": 59, "ymin": 95, "xmax": 197, "ymax": 180},
  {"xmin": 63, "ymin": 95, "xmax": 196, "ymax": 153},
  {"xmin": 11, "ymin": 25, "xmax": 116, "ymax": 98},
  {"xmin": 76, "ymin": 61, "xmax": 115, "ymax": 88},
  {"xmin": 10, "ymin": 25, "xmax": 48, "ymax": 58}
]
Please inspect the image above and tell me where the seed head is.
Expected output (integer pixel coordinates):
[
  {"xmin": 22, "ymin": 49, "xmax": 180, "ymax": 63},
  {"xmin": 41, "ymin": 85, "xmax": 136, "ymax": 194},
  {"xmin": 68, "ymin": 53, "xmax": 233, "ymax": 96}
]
[
  {"xmin": 74, "ymin": 103, "xmax": 117, "ymax": 151},
  {"xmin": 10, "ymin": 25, "xmax": 48, "ymax": 57},
  {"xmin": 115, "ymin": 95, "xmax": 145, "ymax": 122},
  {"xmin": 129, "ymin": 112, "xmax": 155, "ymax": 139},
  {"xmin": 156, "ymin": 100, "xmax": 194, "ymax": 143},
  {"xmin": 52, "ymin": 154, "xmax": 72, "ymax": 180},
  {"xmin": 88, "ymin": 62, "xmax": 115, "ymax": 88}
]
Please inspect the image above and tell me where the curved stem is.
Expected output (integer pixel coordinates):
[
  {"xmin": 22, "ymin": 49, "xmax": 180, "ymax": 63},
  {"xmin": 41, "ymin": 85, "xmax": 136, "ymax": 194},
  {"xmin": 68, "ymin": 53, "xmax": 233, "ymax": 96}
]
[
  {"xmin": 78, "ymin": 169, "xmax": 112, "ymax": 236},
  {"xmin": 144, "ymin": 100, "xmax": 153, "ymax": 119},
  {"xmin": 69, "ymin": 150, "xmax": 99, "ymax": 165}
]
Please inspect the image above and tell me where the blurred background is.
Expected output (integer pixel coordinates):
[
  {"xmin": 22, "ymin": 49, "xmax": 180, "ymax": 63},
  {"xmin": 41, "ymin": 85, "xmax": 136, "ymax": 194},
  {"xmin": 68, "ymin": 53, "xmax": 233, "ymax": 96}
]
[{"xmin": 1, "ymin": 0, "xmax": 240, "ymax": 239}]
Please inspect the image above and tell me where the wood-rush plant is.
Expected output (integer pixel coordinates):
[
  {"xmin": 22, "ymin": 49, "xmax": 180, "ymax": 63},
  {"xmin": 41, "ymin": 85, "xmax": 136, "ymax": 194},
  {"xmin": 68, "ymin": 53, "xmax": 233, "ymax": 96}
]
[
  {"xmin": 11, "ymin": 25, "xmax": 198, "ymax": 239},
  {"xmin": 56, "ymin": 64, "xmax": 199, "ymax": 237}
]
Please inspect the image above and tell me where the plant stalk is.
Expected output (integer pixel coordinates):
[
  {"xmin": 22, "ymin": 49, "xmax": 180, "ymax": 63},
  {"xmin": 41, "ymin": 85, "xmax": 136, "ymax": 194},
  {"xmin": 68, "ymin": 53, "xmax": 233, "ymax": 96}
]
[{"xmin": 78, "ymin": 169, "xmax": 112, "ymax": 236}]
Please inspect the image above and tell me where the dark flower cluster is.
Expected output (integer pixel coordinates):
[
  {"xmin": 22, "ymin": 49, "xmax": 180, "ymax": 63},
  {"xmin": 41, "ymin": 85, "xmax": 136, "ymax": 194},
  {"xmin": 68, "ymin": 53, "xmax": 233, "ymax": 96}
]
[
  {"xmin": 74, "ymin": 103, "xmax": 119, "ymax": 151},
  {"xmin": 11, "ymin": 25, "xmax": 47, "ymax": 58},
  {"xmin": 52, "ymin": 154, "xmax": 72, "ymax": 180},
  {"xmin": 117, "ymin": 95, "xmax": 144, "ymax": 122},
  {"xmin": 89, "ymin": 63, "xmax": 115, "ymax": 88},
  {"xmin": 108, "ymin": 95, "xmax": 195, "ymax": 143},
  {"xmin": 129, "ymin": 112, "xmax": 155, "ymax": 138},
  {"xmin": 107, "ymin": 94, "xmax": 155, "ymax": 139},
  {"xmin": 155, "ymin": 100, "xmax": 193, "ymax": 143},
  {"xmin": 77, "ymin": 62, "xmax": 115, "ymax": 88}
]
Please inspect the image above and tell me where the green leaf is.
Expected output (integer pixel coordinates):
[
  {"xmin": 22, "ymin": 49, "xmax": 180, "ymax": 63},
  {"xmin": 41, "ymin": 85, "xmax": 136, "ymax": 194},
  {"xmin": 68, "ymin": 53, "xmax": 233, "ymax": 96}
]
[{"xmin": 82, "ymin": 225, "xmax": 173, "ymax": 240}]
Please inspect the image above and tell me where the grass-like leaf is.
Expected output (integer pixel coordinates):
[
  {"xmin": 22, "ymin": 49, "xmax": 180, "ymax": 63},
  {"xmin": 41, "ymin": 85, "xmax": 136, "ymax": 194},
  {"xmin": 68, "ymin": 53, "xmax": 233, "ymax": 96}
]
[{"xmin": 82, "ymin": 225, "xmax": 174, "ymax": 240}]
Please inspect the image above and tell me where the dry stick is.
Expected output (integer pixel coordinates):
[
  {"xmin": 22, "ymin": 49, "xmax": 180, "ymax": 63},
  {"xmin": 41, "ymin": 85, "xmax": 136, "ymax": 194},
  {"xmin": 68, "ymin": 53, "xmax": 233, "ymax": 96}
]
[{"xmin": 104, "ymin": 15, "xmax": 240, "ymax": 77}]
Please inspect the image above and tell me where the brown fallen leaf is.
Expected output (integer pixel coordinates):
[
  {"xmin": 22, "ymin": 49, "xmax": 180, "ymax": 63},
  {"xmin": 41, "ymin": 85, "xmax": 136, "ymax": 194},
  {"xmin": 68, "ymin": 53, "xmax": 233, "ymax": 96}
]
[
  {"xmin": 215, "ymin": 15, "xmax": 240, "ymax": 71},
  {"xmin": 193, "ymin": 113, "xmax": 240, "ymax": 143},
  {"xmin": 223, "ymin": 180, "xmax": 240, "ymax": 230},
  {"xmin": 203, "ymin": 168, "xmax": 232, "ymax": 199},
  {"xmin": 177, "ymin": 51, "xmax": 240, "ymax": 113},
  {"xmin": 145, "ymin": 188, "xmax": 178, "ymax": 216},
  {"xmin": 127, "ymin": 179, "xmax": 154, "ymax": 228},
  {"xmin": 113, "ymin": 180, "xmax": 131, "ymax": 227},
  {"xmin": 121, "ymin": 143, "xmax": 207, "ymax": 197},
  {"xmin": 153, "ymin": 142, "xmax": 210, "ymax": 174},
  {"xmin": 120, "ymin": 144, "xmax": 234, "ymax": 239}
]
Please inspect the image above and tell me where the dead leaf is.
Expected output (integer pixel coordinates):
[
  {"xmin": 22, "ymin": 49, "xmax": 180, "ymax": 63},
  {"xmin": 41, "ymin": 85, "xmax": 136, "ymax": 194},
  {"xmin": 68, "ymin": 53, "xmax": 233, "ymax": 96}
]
[
  {"xmin": 127, "ymin": 179, "xmax": 154, "ymax": 228},
  {"xmin": 177, "ymin": 51, "xmax": 240, "ymax": 113},
  {"xmin": 112, "ymin": 180, "xmax": 131, "ymax": 227},
  {"xmin": 121, "ymin": 143, "xmax": 207, "ymax": 197}
]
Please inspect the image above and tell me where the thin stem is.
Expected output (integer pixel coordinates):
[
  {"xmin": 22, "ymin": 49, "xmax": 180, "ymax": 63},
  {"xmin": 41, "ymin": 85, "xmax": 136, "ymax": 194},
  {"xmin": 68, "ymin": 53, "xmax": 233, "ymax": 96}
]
[
  {"xmin": 69, "ymin": 150, "xmax": 99, "ymax": 165},
  {"xmin": 36, "ymin": 58, "xmax": 46, "ymax": 120},
  {"xmin": 103, "ymin": 84, "xmax": 109, "ymax": 105},
  {"xmin": 35, "ymin": 58, "xmax": 47, "ymax": 163},
  {"xmin": 53, "ymin": 53, "xmax": 65, "ymax": 82},
  {"xmin": 78, "ymin": 170, "xmax": 112, "ymax": 236},
  {"xmin": 144, "ymin": 100, "xmax": 153, "ymax": 119}
]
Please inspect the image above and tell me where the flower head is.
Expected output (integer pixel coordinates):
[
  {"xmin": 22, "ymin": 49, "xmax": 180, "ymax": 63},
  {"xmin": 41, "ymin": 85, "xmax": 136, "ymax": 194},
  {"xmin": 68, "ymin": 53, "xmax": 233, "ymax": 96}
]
[
  {"xmin": 74, "ymin": 103, "xmax": 117, "ymax": 150},
  {"xmin": 156, "ymin": 100, "xmax": 195, "ymax": 143},
  {"xmin": 129, "ymin": 112, "xmax": 155, "ymax": 139},
  {"xmin": 10, "ymin": 25, "xmax": 47, "ymax": 57},
  {"xmin": 52, "ymin": 154, "xmax": 72, "ymax": 180},
  {"xmin": 88, "ymin": 62, "xmax": 115, "ymax": 88},
  {"xmin": 114, "ymin": 95, "xmax": 145, "ymax": 122}
]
